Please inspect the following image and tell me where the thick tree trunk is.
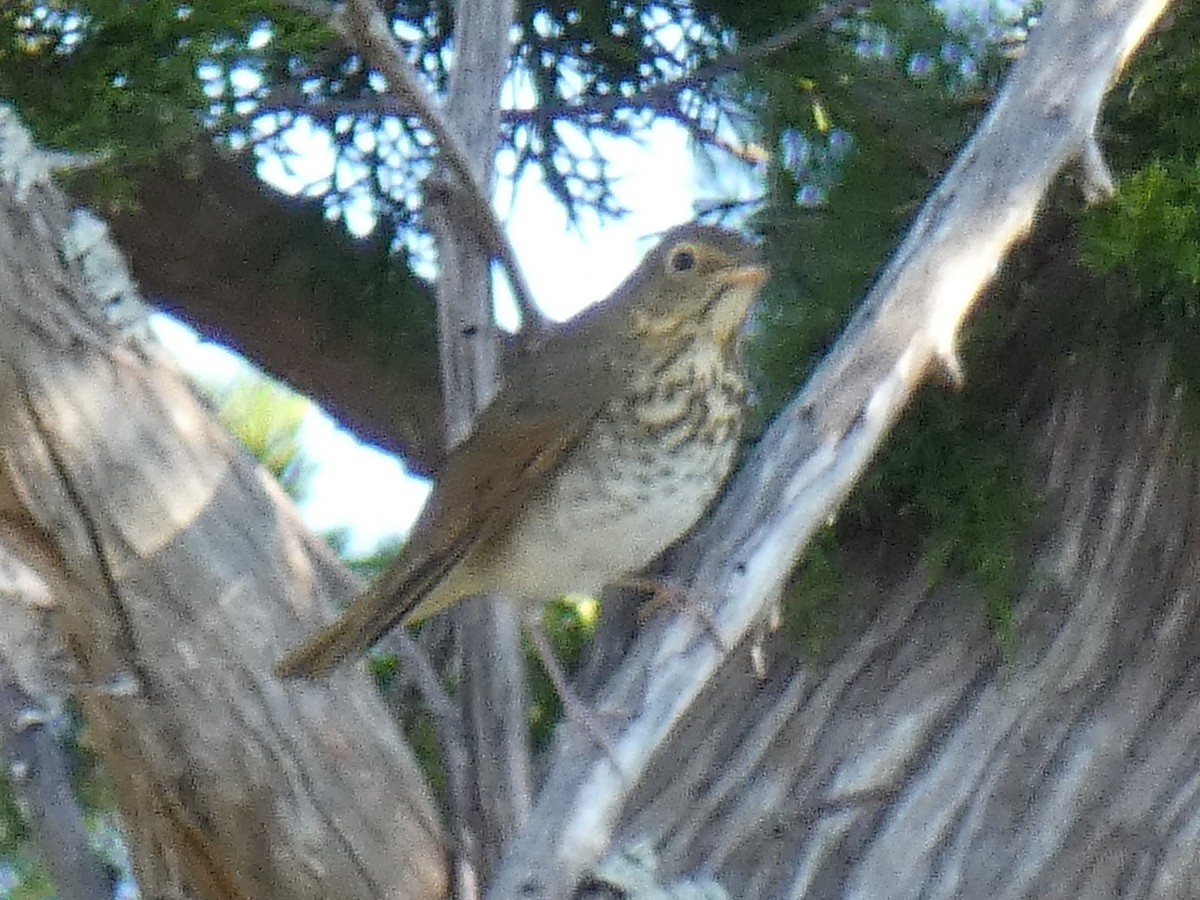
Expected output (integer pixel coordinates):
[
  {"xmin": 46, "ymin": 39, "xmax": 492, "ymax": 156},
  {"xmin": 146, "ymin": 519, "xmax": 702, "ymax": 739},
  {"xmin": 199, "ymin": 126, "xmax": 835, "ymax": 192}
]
[
  {"xmin": 488, "ymin": 0, "xmax": 1176, "ymax": 896},
  {"xmin": 74, "ymin": 148, "xmax": 447, "ymax": 476},
  {"xmin": 575, "ymin": 236, "xmax": 1200, "ymax": 899},
  {"xmin": 0, "ymin": 109, "xmax": 447, "ymax": 899}
]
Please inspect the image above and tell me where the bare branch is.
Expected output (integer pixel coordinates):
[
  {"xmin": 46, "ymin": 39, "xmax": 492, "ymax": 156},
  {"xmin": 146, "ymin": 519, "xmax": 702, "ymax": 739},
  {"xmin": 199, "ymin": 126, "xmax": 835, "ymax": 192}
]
[
  {"xmin": 0, "ymin": 540, "xmax": 112, "ymax": 900},
  {"xmin": 338, "ymin": 0, "xmax": 545, "ymax": 331},
  {"xmin": 1081, "ymin": 129, "xmax": 1117, "ymax": 202},
  {"xmin": 486, "ymin": 0, "xmax": 1174, "ymax": 896},
  {"xmin": 426, "ymin": 0, "xmax": 534, "ymax": 887},
  {"xmin": 0, "ymin": 676, "xmax": 115, "ymax": 899}
]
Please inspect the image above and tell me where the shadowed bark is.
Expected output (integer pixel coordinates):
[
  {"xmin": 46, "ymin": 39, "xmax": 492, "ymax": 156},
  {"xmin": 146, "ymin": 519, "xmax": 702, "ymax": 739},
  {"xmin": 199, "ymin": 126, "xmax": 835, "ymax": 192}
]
[
  {"xmin": 580, "ymin": 237, "xmax": 1200, "ymax": 898},
  {"xmin": 0, "ymin": 110, "xmax": 447, "ymax": 899}
]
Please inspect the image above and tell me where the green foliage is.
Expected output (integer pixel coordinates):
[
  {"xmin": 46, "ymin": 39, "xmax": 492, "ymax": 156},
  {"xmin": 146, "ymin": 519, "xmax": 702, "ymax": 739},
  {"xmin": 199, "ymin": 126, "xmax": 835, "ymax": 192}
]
[
  {"xmin": 771, "ymin": 275, "xmax": 1053, "ymax": 661},
  {"xmin": 401, "ymin": 703, "xmax": 450, "ymax": 801},
  {"xmin": 511, "ymin": 1, "xmax": 731, "ymax": 217},
  {"xmin": 1080, "ymin": 158, "xmax": 1200, "ymax": 407},
  {"xmin": 0, "ymin": 765, "xmax": 29, "ymax": 855},
  {"xmin": 853, "ymin": 379, "xmax": 1032, "ymax": 647},
  {"xmin": 215, "ymin": 376, "xmax": 315, "ymax": 501},
  {"xmin": 748, "ymin": 9, "xmax": 996, "ymax": 417},
  {"xmin": 53, "ymin": 710, "xmax": 112, "ymax": 838},
  {"xmin": 1099, "ymin": 5, "xmax": 1200, "ymax": 171},
  {"xmin": 1082, "ymin": 159, "xmax": 1200, "ymax": 317},
  {"xmin": 1077, "ymin": 5, "xmax": 1200, "ymax": 406},
  {"xmin": 368, "ymin": 645, "xmax": 457, "ymax": 817},
  {"xmin": 6, "ymin": 865, "xmax": 56, "ymax": 900},
  {"xmin": 2, "ymin": 0, "xmax": 740, "ymax": 228},
  {"xmin": 0, "ymin": 2, "xmax": 330, "ymax": 157},
  {"xmin": 782, "ymin": 527, "xmax": 846, "ymax": 659},
  {"xmin": 526, "ymin": 596, "xmax": 599, "ymax": 749},
  {"xmin": 782, "ymin": 292, "xmax": 1037, "ymax": 663},
  {"xmin": 313, "ymin": 230, "xmax": 440, "ymax": 378},
  {"xmin": 363, "ymin": 639, "xmax": 452, "ymax": 805}
]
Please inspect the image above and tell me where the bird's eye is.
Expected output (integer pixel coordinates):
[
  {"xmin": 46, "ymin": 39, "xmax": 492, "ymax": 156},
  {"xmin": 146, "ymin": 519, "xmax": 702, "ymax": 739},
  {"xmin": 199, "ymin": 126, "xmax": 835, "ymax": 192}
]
[{"xmin": 668, "ymin": 247, "xmax": 696, "ymax": 273}]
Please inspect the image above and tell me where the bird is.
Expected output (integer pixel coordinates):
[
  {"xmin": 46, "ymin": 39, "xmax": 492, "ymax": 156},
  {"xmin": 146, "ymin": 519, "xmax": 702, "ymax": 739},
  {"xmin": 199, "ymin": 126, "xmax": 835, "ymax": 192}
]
[{"xmin": 275, "ymin": 222, "xmax": 769, "ymax": 678}]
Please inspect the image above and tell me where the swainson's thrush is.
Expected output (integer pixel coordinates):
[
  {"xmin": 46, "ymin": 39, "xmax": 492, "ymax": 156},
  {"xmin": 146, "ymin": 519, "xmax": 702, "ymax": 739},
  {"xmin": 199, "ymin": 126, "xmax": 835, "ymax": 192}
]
[{"xmin": 275, "ymin": 223, "xmax": 768, "ymax": 677}]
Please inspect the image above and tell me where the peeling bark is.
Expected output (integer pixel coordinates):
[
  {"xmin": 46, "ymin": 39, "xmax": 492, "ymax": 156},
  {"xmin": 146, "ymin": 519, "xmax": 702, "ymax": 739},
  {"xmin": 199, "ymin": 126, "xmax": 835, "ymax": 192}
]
[
  {"xmin": 0, "ymin": 109, "xmax": 447, "ymax": 900},
  {"xmin": 488, "ymin": 1, "xmax": 1175, "ymax": 896}
]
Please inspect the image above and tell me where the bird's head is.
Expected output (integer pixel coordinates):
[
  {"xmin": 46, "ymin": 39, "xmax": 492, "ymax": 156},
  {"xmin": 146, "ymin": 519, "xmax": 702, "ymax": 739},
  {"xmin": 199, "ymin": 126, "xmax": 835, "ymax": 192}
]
[{"xmin": 616, "ymin": 223, "xmax": 769, "ymax": 353}]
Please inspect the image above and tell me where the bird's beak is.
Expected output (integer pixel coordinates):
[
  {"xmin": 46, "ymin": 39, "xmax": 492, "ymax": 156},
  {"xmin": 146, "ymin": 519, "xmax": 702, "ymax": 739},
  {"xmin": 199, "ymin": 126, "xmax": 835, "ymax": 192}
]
[{"xmin": 726, "ymin": 264, "xmax": 771, "ymax": 291}]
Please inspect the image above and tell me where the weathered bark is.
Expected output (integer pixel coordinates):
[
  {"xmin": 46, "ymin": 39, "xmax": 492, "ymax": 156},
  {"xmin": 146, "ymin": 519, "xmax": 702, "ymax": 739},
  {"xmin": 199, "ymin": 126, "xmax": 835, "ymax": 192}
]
[
  {"xmin": 572, "ymin": 238, "xmax": 1200, "ymax": 899},
  {"xmin": 0, "ymin": 109, "xmax": 447, "ymax": 899},
  {"xmin": 430, "ymin": 1, "xmax": 533, "ymax": 890},
  {"xmin": 487, "ymin": 0, "xmax": 1174, "ymax": 897},
  {"xmin": 0, "ymin": 0, "xmax": 1185, "ymax": 898}
]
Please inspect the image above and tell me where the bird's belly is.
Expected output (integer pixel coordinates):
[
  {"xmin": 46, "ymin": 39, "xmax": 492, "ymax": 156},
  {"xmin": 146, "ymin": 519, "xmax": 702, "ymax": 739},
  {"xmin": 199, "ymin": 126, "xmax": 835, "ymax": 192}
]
[{"xmin": 488, "ymin": 422, "xmax": 737, "ymax": 601}]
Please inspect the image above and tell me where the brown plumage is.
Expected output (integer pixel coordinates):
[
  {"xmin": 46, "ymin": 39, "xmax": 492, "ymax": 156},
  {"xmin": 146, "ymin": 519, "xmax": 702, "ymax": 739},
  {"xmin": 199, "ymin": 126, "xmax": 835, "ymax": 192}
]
[{"xmin": 275, "ymin": 223, "xmax": 767, "ymax": 677}]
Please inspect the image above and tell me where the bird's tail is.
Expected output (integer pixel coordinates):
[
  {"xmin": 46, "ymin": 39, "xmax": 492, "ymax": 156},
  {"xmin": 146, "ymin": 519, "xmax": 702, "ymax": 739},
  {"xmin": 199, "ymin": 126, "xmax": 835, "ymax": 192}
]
[
  {"xmin": 273, "ymin": 584, "xmax": 412, "ymax": 678},
  {"xmin": 274, "ymin": 542, "xmax": 462, "ymax": 678}
]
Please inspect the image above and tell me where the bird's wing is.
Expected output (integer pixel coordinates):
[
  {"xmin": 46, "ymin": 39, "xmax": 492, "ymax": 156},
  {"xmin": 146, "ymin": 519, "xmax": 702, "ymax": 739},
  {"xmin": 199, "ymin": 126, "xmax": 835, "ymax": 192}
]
[
  {"xmin": 274, "ymin": 322, "xmax": 631, "ymax": 677},
  {"xmin": 394, "ymin": 313, "xmax": 639, "ymax": 606},
  {"xmin": 379, "ymin": 404, "xmax": 596, "ymax": 615}
]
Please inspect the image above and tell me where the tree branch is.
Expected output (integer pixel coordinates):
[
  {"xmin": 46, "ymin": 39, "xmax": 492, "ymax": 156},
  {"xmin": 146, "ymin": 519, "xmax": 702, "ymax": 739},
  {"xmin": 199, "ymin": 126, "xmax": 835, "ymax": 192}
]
[
  {"xmin": 254, "ymin": 3, "xmax": 860, "ymax": 133},
  {"xmin": 505, "ymin": 0, "xmax": 863, "ymax": 126},
  {"xmin": 0, "ymin": 539, "xmax": 112, "ymax": 900},
  {"xmin": 0, "ymin": 103, "xmax": 448, "ymax": 900},
  {"xmin": 337, "ymin": 0, "xmax": 544, "ymax": 332},
  {"xmin": 486, "ymin": 0, "xmax": 1173, "ymax": 896},
  {"xmin": 0, "ymin": 676, "xmax": 115, "ymax": 899},
  {"xmin": 426, "ymin": 0, "xmax": 534, "ymax": 889}
]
